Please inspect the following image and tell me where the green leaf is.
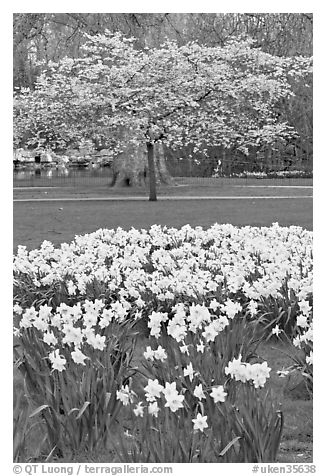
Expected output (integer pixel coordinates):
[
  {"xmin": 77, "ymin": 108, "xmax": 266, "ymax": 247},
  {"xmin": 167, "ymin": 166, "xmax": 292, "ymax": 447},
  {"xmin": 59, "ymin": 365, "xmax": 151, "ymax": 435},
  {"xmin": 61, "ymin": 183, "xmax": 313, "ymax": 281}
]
[
  {"xmin": 76, "ymin": 401, "xmax": 91, "ymax": 420},
  {"xmin": 29, "ymin": 404, "xmax": 49, "ymax": 418},
  {"xmin": 219, "ymin": 436, "xmax": 241, "ymax": 457}
]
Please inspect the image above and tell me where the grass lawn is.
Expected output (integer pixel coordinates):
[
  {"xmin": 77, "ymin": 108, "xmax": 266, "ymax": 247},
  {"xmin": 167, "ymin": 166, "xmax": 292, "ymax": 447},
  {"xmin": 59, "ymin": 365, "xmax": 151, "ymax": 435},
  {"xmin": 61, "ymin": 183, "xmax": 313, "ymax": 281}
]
[
  {"xmin": 13, "ymin": 179, "xmax": 312, "ymax": 199},
  {"xmin": 13, "ymin": 181, "xmax": 312, "ymax": 251}
]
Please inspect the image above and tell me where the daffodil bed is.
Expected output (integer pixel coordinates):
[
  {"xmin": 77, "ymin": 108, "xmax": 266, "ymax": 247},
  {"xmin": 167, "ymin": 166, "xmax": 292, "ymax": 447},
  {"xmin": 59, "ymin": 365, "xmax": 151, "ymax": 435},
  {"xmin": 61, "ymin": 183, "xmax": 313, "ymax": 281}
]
[{"xmin": 13, "ymin": 223, "xmax": 313, "ymax": 463}]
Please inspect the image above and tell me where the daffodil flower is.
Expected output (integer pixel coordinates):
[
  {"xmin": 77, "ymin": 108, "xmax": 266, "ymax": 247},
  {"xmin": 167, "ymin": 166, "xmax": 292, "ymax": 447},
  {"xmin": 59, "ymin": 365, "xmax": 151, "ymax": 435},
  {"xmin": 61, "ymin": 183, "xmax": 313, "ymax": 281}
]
[
  {"xmin": 210, "ymin": 386, "xmax": 227, "ymax": 403},
  {"xmin": 192, "ymin": 413, "xmax": 208, "ymax": 432}
]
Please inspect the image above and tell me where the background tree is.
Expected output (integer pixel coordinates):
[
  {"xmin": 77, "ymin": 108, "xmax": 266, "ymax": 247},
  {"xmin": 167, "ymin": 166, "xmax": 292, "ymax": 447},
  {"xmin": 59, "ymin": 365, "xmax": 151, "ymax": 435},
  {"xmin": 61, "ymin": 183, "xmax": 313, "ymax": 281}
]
[
  {"xmin": 14, "ymin": 32, "xmax": 311, "ymax": 200},
  {"xmin": 13, "ymin": 13, "xmax": 313, "ymax": 175}
]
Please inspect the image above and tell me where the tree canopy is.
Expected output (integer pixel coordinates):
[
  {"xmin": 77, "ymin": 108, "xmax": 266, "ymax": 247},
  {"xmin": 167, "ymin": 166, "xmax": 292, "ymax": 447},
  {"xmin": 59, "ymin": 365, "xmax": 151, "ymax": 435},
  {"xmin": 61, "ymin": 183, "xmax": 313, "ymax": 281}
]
[{"xmin": 14, "ymin": 32, "xmax": 311, "ymax": 151}]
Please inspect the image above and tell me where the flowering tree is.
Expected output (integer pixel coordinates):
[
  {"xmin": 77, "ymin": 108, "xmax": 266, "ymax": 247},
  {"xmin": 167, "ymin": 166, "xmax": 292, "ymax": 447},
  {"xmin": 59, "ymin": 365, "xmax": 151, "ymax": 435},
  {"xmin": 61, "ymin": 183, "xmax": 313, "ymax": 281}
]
[{"xmin": 14, "ymin": 32, "xmax": 312, "ymax": 200}]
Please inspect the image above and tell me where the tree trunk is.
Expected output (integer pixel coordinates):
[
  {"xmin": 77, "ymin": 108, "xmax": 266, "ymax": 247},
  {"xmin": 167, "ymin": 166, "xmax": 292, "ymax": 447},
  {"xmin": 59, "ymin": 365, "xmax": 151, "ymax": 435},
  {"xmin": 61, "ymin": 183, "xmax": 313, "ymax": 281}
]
[
  {"xmin": 222, "ymin": 149, "xmax": 227, "ymax": 175},
  {"xmin": 111, "ymin": 141, "xmax": 147, "ymax": 187},
  {"xmin": 147, "ymin": 142, "xmax": 157, "ymax": 201},
  {"xmin": 154, "ymin": 143, "xmax": 173, "ymax": 185},
  {"xmin": 110, "ymin": 127, "xmax": 172, "ymax": 192}
]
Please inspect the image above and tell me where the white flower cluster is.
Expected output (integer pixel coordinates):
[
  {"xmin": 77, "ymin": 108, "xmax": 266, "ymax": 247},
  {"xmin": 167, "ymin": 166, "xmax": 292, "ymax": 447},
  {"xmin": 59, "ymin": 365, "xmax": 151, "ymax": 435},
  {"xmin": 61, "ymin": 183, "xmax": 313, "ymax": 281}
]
[
  {"xmin": 146, "ymin": 302, "xmax": 232, "ymax": 344},
  {"xmin": 14, "ymin": 224, "xmax": 313, "ymax": 378},
  {"xmin": 15, "ymin": 299, "xmax": 125, "ymax": 371},
  {"xmin": 118, "ymin": 376, "xmax": 228, "ymax": 431},
  {"xmin": 14, "ymin": 224, "xmax": 311, "ymax": 436},
  {"xmin": 225, "ymin": 355, "xmax": 271, "ymax": 388},
  {"xmin": 293, "ymin": 299, "xmax": 313, "ymax": 358},
  {"xmin": 14, "ymin": 224, "xmax": 313, "ymax": 313}
]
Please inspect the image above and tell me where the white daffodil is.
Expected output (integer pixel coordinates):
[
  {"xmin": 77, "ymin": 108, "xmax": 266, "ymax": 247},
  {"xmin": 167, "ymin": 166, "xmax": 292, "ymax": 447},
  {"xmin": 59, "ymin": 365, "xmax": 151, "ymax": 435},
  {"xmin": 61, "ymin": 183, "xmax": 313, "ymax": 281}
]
[
  {"xmin": 144, "ymin": 379, "xmax": 164, "ymax": 401},
  {"xmin": 164, "ymin": 393, "xmax": 185, "ymax": 413},
  {"xmin": 116, "ymin": 385, "xmax": 135, "ymax": 406},
  {"xmin": 133, "ymin": 402, "xmax": 144, "ymax": 417},
  {"xmin": 143, "ymin": 346, "xmax": 155, "ymax": 361},
  {"xmin": 148, "ymin": 401, "xmax": 160, "ymax": 417},
  {"xmin": 183, "ymin": 362, "xmax": 194, "ymax": 382},
  {"xmin": 43, "ymin": 331, "xmax": 58, "ymax": 346},
  {"xmin": 71, "ymin": 347, "xmax": 88, "ymax": 365},
  {"xmin": 154, "ymin": 345, "xmax": 167, "ymax": 362},
  {"xmin": 210, "ymin": 386, "xmax": 227, "ymax": 403},
  {"xmin": 194, "ymin": 384, "xmax": 206, "ymax": 401},
  {"xmin": 306, "ymin": 351, "xmax": 313, "ymax": 365},
  {"xmin": 192, "ymin": 413, "xmax": 208, "ymax": 432},
  {"xmin": 272, "ymin": 325, "xmax": 282, "ymax": 337},
  {"xmin": 196, "ymin": 341, "xmax": 205, "ymax": 353},
  {"xmin": 49, "ymin": 349, "xmax": 66, "ymax": 372}
]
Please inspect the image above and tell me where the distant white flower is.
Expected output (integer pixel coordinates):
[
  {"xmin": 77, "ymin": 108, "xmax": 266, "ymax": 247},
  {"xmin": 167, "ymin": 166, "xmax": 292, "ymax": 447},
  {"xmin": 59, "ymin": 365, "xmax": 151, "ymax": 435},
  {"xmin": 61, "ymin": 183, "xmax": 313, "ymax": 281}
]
[
  {"xmin": 300, "ymin": 325, "xmax": 313, "ymax": 343},
  {"xmin": 225, "ymin": 355, "xmax": 243, "ymax": 378},
  {"xmin": 143, "ymin": 346, "xmax": 155, "ymax": 361},
  {"xmin": 209, "ymin": 299, "xmax": 220, "ymax": 311},
  {"xmin": 189, "ymin": 304, "xmax": 211, "ymax": 326},
  {"xmin": 144, "ymin": 379, "xmax": 164, "ymax": 401},
  {"xmin": 149, "ymin": 325, "xmax": 161, "ymax": 338},
  {"xmin": 167, "ymin": 321, "xmax": 187, "ymax": 342},
  {"xmin": 71, "ymin": 347, "xmax": 88, "ymax": 365},
  {"xmin": 154, "ymin": 345, "xmax": 167, "ymax": 362},
  {"xmin": 272, "ymin": 325, "xmax": 281, "ymax": 337},
  {"xmin": 277, "ymin": 369, "xmax": 290, "ymax": 378},
  {"xmin": 83, "ymin": 311, "xmax": 98, "ymax": 328},
  {"xmin": 148, "ymin": 401, "xmax": 160, "ymax": 417},
  {"xmin": 249, "ymin": 362, "xmax": 271, "ymax": 388},
  {"xmin": 133, "ymin": 402, "xmax": 144, "ymax": 417},
  {"xmin": 202, "ymin": 323, "xmax": 218, "ymax": 343},
  {"xmin": 99, "ymin": 309, "xmax": 113, "ymax": 328},
  {"xmin": 20, "ymin": 307, "xmax": 37, "ymax": 328},
  {"xmin": 165, "ymin": 291, "xmax": 174, "ymax": 300},
  {"xmin": 192, "ymin": 413, "xmax": 208, "ymax": 432},
  {"xmin": 67, "ymin": 280, "xmax": 76, "ymax": 295},
  {"xmin": 210, "ymin": 386, "xmax": 227, "ymax": 403},
  {"xmin": 248, "ymin": 300, "xmax": 258, "ymax": 316},
  {"xmin": 306, "ymin": 351, "xmax": 313, "ymax": 366},
  {"xmin": 297, "ymin": 314, "xmax": 309, "ymax": 328},
  {"xmin": 298, "ymin": 300, "xmax": 311, "ymax": 316},
  {"xmin": 194, "ymin": 384, "xmax": 206, "ymax": 401},
  {"xmin": 94, "ymin": 299, "xmax": 105, "ymax": 312},
  {"xmin": 13, "ymin": 303, "xmax": 23, "ymax": 315},
  {"xmin": 50, "ymin": 313, "xmax": 62, "ymax": 329},
  {"xmin": 43, "ymin": 331, "xmax": 58, "ymax": 346},
  {"xmin": 179, "ymin": 343, "xmax": 189, "ymax": 355},
  {"xmin": 222, "ymin": 299, "xmax": 242, "ymax": 319},
  {"xmin": 116, "ymin": 385, "xmax": 135, "ymax": 406},
  {"xmin": 33, "ymin": 316, "xmax": 49, "ymax": 332},
  {"xmin": 164, "ymin": 393, "xmax": 184, "ymax": 412},
  {"xmin": 293, "ymin": 336, "xmax": 301, "ymax": 348},
  {"xmin": 87, "ymin": 332, "xmax": 106, "ymax": 350},
  {"xmin": 196, "ymin": 341, "xmax": 205, "ymax": 353},
  {"xmin": 163, "ymin": 382, "xmax": 178, "ymax": 400},
  {"xmin": 49, "ymin": 349, "xmax": 66, "ymax": 372},
  {"xmin": 183, "ymin": 362, "xmax": 194, "ymax": 382},
  {"xmin": 135, "ymin": 297, "xmax": 145, "ymax": 308}
]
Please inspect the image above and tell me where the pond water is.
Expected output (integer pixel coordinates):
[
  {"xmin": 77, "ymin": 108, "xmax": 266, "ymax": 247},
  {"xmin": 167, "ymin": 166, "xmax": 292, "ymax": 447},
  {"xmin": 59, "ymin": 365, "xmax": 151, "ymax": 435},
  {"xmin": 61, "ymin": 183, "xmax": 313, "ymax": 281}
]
[{"xmin": 13, "ymin": 164, "xmax": 113, "ymax": 182}]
